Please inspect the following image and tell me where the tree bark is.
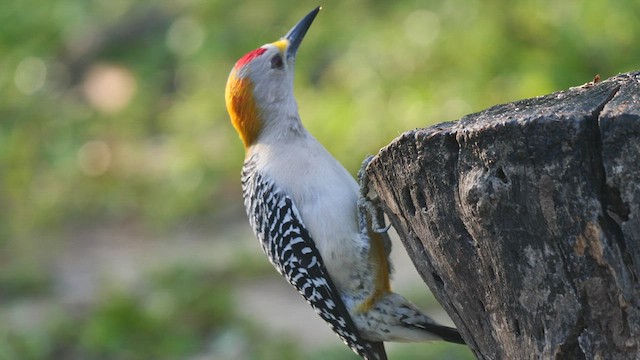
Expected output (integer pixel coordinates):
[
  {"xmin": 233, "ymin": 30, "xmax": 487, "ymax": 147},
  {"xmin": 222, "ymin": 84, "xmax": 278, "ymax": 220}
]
[{"xmin": 365, "ymin": 72, "xmax": 640, "ymax": 359}]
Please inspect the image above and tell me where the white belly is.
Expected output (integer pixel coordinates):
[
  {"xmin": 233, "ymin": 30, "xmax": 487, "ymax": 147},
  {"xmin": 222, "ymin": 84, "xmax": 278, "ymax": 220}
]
[{"xmin": 251, "ymin": 138, "xmax": 368, "ymax": 292}]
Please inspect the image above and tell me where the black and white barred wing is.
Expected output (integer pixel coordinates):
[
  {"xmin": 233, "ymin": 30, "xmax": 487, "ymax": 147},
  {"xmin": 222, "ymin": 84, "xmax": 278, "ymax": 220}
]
[{"xmin": 241, "ymin": 165, "xmax": 386, "ymax": 360}]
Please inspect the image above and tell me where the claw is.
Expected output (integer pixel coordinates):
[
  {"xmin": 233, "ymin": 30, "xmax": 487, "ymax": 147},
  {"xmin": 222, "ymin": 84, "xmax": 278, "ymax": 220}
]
[
  {"xmin": 373, "ymin": 223, "xmax": 392, "ymax": 234},
  {"xmin": 357, "ymin": 155, "xmax": 391, "ymax": 235},
  {"xmin": 357, "ymin": 155, "xmax": 375, "ymax": 197}
]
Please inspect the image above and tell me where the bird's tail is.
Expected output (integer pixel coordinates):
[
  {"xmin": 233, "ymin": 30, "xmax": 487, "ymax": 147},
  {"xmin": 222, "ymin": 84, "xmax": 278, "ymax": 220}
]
[
  {"xmin": 394, "ymin": 294, "xmax": 466, "ymax": 344},
  {"xmin": 412, "ymin": 321, "xmax": 465, "ymax": 344},
  {"xmin": 355, "ymin": 292, "xmax": 466, "ymax": 345}
]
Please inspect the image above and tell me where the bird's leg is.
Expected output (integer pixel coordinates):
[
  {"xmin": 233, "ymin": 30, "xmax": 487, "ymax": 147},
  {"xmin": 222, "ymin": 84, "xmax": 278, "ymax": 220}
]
[{"xmin": 357, "ymin": 155, "xmax": 391, "ymax": 235}]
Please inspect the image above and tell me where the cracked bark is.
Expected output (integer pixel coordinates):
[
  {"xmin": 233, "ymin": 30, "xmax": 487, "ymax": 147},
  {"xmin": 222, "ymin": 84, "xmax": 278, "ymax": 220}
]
[{"xmin": 365, "ymin": 72, "xmax": 640, "ymax": 359}]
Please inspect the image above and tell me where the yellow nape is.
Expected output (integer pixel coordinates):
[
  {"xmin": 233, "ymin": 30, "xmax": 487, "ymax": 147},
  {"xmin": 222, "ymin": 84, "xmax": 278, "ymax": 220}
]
[
  {"xmin": 271, "ymin": 39, "xmax": 289, "ymax": 52},
  {"xmin": 225, "ymin": 70, "xmax": 260, "ymax": 149},
  {"xmin": 356, "ymin": 231, "xmax": 392, "ymax": 313}
]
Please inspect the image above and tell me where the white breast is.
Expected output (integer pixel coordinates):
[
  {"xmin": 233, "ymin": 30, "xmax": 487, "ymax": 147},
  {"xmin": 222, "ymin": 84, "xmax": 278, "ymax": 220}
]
[{"xmin": 249, "ymin": 134, "xmax": 368, "ymax": 292}]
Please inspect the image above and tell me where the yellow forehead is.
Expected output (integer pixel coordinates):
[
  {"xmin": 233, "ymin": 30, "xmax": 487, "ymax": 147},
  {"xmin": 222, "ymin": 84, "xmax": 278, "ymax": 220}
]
[{"xmin": 271, "ymin": 39, "xmax": 289, "ymax": 52}]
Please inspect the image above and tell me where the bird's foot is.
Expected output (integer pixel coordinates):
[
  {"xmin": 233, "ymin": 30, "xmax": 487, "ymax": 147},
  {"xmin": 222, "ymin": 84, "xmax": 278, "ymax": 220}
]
[{"xmin": 357, "ymin": 155, "xmax": 391, "ymax": 235}]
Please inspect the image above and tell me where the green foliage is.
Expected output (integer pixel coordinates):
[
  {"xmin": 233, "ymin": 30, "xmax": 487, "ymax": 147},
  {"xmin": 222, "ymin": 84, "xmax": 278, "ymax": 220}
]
[
  {"xmin": 78, "ymin": 265, "xmax": 234, "ymax": 359},
  {"xmin": 1, "ymin": 264, "xmax": 258, "ymax": 359},
  {"xmin": 0, "ymin": 260, "xmax": 51, "ymax": 300},
  {"xmin": 79, "ymin": 293, "xmax": 197, "ymax": 358}
]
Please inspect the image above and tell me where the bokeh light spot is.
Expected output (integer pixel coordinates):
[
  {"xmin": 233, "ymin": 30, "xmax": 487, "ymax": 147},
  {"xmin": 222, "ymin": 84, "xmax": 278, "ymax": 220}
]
[
  {"xmin": 82, "ymin": 64, "xmax": 137, "ymax": 114},
  {"xmin": 14, "ymin": 57, "xmax": 47, "ymax": 95},
  {"xmin": 77, "ymin": 140, "xmax": 112, "ymax": 177},
  {"xmin": 404, "ymin": 10, "xmax": 440, "ymax": 47},
  {"xmin": 166, "ymin": 16, "xmax": 205, "ymax": 57}
]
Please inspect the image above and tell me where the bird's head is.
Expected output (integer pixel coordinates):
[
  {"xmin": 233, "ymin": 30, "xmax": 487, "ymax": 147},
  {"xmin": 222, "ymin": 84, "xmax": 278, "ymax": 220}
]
[{"xmin": 225, "ymin": 7, "xmax": 320, "ymax": 149}]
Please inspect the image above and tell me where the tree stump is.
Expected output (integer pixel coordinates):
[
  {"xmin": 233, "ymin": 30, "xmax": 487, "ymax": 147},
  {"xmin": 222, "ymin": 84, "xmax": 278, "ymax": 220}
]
[{"xmin": 365, "ymin": 71, "xmax": 640, "ymax": 359}]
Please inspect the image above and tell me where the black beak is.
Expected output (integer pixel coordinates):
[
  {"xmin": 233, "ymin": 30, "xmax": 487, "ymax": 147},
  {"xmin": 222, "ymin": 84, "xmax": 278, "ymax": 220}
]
[{"xmin": 284, "ymin": 6, "xmax": 321, "ymax": 59}]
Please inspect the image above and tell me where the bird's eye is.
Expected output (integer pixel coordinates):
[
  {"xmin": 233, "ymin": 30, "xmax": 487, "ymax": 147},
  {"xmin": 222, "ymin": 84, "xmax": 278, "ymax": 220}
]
[{"xmin": 270, "ymin": 54, "xmax": 284, "ymax": 69}]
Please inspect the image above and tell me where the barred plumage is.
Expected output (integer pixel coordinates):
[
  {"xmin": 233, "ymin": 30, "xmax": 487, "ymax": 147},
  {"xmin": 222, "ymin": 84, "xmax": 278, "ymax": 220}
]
[{"xmin": 241, "ymin": 156, "xmax": 387, "ymax": 360}]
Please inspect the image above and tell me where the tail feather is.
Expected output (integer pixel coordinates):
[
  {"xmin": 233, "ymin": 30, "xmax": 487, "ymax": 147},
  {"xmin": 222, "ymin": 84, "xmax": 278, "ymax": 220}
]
[
  {"xmin": 415, "ymin": 322, "xmax": 466, "ymax": 344},
  {"xmin": 368, "ymin": 341, "xmax": 388, "ymax": 360}
]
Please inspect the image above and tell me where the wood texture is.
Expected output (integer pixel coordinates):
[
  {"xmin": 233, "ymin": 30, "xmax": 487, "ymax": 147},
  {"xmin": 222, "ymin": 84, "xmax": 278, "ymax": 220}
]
[{"xmin": 366, "ymin": 72, "xmax": 640, "ymax": 359}]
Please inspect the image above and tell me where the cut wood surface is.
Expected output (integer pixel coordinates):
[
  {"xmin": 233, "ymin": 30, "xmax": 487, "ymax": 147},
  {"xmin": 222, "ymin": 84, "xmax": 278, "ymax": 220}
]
[{"xmin": 366, "ymin": 72, "xmax": 640, "ymax": 359}]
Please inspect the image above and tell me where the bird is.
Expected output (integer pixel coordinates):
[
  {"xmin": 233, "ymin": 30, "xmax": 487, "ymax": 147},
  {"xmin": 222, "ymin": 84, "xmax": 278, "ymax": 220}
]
[{"xmin": 224, "ymin": 7, "xmax": 465, "ymax": 360}]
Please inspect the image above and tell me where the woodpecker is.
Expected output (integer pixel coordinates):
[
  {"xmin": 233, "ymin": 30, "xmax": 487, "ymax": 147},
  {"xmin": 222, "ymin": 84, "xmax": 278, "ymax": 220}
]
[{"xmin": 225, "ymin": 7, "xmax": 465, "ymax": 359}]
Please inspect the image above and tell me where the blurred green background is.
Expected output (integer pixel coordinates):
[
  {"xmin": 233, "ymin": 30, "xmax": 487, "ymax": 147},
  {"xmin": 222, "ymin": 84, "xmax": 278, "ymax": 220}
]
[{"xmin": 1, "ymin": 0, "xmax": 638, "ymax": 358}]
